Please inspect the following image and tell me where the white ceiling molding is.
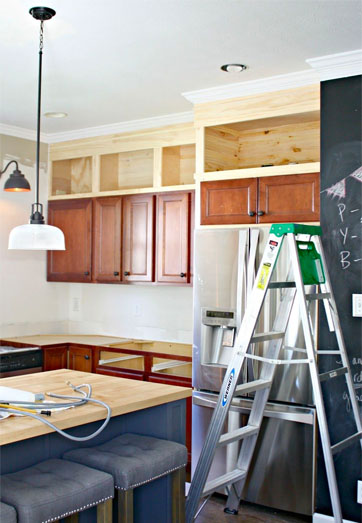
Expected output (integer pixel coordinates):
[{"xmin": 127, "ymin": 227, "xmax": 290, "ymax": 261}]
[
  {"xmin": 306, "ymin": 49, "xmax": 362, "ymax": 81},
  {"xmin": 0, "ymin": 111, "xmax": 194, "ymax": 144},
  {"xmin": 46, "ymin": 111, "xmax": 194, "ymax": 144},
  {"xmin": 182, "ymin": 69, "xmax": 319, "ymax": 104}
]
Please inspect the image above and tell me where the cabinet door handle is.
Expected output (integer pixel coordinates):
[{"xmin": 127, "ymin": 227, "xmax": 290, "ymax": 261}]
[
  {"xmin": 248, "ymin": 211, "xmax": 255, "ymax": 217},
  {"xmin": 124, "ymin": 271, "xmax": 130, "ymax": 276},
  {"xmin": 180, "ymin": 272, "xmax": 187, "ymax": 278},
  {"xmin": 257, "ymin": 211, "xmax": 265, "ymax": 216},
  {"xmin": 84, "ymin": 355, "xmax": 90, "ymax": 360},
  {"xmin": 84, "ymin": 271, "xmax": 90, "ymax": 276},
  {"xmin": 114, "ymin": 271, "xmax": 119, "ymax": 276}
]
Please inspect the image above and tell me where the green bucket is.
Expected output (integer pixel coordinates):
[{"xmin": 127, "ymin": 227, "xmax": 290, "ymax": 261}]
[{"xmin": 296, "ymin": 241, "xmax": 325, "ymax": 285}]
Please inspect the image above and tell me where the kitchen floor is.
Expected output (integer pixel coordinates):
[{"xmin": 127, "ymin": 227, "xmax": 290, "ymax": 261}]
[{"xmin": 194, "ymin": 495, "xmax": 312, "ymax": 523}]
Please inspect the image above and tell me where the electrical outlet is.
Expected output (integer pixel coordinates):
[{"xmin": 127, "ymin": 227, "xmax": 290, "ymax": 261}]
[
  {"xmin": 358, "ymin": 480, "xmax": 362, "ymax": 504},
  {"xmin": 72, "ymin": 297, "xmax": 80, "ymax": 312},
  {"xmin": 352, "ymin": 294, "xmax": 362, "ymax": 317}
]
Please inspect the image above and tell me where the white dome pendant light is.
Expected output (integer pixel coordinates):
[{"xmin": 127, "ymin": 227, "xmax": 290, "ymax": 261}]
[{"xmin": 9, "ymin": 7, "xmax": 65, "ymax": 251}]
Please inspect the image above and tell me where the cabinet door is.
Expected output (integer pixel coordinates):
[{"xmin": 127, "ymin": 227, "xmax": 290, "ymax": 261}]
[
  {"xmin": 200, "ymin": 178, "xmax": 258, "ymax": 225},
  {"xmin": 93, "ymin": 197, "xmax": 122, "ymax": 282},
  {"xmin": 258, "ymin": 172, "xmax": 320, "ymax": 223},
  {"xmin": 68, "ymin": 345, "xmax": 92, "ymax": 372},
  {"xmin": 156, "ymin": 192, "xmax": 191, "ymax": 283},
  {"xmin": 43, "ymin": 345, "xmax": 68, "ymax": 371},
  {"xmin": 47, "ymin": 199, "xmax": 92, "ymax": 282},
  {"xmin": 122, "ymin": 194, "xmax": 155, "ymax": 282}
]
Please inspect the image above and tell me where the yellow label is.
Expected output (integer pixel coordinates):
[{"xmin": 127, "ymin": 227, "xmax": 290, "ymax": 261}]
[{"xmin": 257, "ymin": 263, "xmax": 271, "ymax": 290}]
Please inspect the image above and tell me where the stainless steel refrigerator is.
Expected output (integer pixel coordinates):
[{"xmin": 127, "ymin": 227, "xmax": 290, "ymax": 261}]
[{"xmin": 192, "ymin": 227, "xmax": 317, "ymax": 515}]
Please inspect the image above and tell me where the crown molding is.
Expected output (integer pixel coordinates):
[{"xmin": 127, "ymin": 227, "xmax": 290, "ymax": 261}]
[
  {"xmin": 306, "ymin": 49, "xmax": 362, "ymax": 81},
  {"xmin": 46, "ymin": 111, "xmax": 194, "ymax": 144},
  {"xmin": 182, "ymin": 69, "xmax": 319, "ymax": 104},
  {"xmin": 0, "ymin": 111, "xmax": 194, "ymax": 144}
]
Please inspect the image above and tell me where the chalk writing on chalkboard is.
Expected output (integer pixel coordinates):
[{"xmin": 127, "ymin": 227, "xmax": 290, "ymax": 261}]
[{"xmin": 321, "ymin": 165, "xmax": 362, "ymax": 199}]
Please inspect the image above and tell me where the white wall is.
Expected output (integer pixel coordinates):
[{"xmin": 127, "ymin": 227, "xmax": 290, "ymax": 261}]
[
  {"xmin": 0, "ymin": 134, "xmax": 193, "ymax": 342},
  {"xmin": 0, "ymin": 134, "xmax": 69, "ymax": 337}
]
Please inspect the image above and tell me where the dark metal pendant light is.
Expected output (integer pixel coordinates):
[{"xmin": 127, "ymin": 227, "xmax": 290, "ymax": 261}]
[
  {"xmin": 0, "ymin": 160, "xmax": 31, "ymax": 192},
  {"xmin": 8, "ymin": 6, "xmax": 65, "ymax": 250}
]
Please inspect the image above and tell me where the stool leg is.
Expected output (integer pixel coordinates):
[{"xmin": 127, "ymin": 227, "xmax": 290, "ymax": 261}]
[
  {"xmin": 117, "ymin": 489, "xmax": 134, "ymax": 523},
  {"xmin": 97, "ymin": 498, "xmax": 113, "ymax": 523},
  {"xmin": 171, "ymin": 467, "xmax": 185, "ymax": 523}
]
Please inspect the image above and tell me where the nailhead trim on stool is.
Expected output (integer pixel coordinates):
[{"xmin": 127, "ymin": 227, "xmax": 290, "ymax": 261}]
[
  {"xmin": 63, "ymin": 433, "xmax": 188, "ymax": 490},
  {"xmin": 0, "ymin": 459, "xmax": 114, "ymax": 523}
]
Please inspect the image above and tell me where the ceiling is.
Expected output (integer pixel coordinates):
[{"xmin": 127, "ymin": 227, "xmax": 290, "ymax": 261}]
[{"xmin": 0, "ymin": 0, "xmax": 361, "ymax": 137}]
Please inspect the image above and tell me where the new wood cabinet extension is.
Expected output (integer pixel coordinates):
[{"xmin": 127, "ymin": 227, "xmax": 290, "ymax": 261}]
[
  {"xmin": 47, "ymin": 199, "xmax": 92, "ymax": 282},
  {"xmin": 201, "ymin": 172, "xmax": 320, "ymax": 225}
]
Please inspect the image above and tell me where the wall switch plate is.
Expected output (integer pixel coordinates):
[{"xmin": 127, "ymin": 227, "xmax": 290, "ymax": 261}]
[
  {"xmin": 352, "ymin": 294, "xmax": 362, "ymax": 317},
  {"xmin": 72, "ymin": 297, "xmax": 80, "ymax": 312},
  {"xmin": 358, "ymin": 480, "xmax": 362, "ymax": 504}
]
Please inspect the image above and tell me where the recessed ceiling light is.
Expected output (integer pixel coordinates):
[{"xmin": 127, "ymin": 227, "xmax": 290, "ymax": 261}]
[
  {"xmin": 220, "ymin": 64, "xmax": 247, "ymax": 73},
  {"xmin": 44, "ymin": 112, "xmax": 68, "ymax": 118}
]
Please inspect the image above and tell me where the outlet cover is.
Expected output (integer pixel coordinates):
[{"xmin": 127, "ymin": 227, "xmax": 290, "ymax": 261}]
[
  {"xmin": 358, "ymin": 480, "xmax": 362, "ymax": 504},
  {"xmin": 352, "ymin": 294, "xmax": 362, "ymax": 317}
]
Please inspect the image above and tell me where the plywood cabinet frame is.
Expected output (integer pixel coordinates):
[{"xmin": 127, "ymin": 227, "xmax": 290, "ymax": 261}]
[{"xmin": 49, "ymin": 123, "xmax": 196, "ymax": 199}]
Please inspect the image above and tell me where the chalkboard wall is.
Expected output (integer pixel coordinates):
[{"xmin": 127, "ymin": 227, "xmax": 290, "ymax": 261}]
[{"xmin": 318, "ymin": 75, "xmax": 362, "ymax": 521}]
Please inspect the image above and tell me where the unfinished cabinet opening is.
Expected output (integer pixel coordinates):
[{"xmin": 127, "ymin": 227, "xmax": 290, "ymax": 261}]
[
  {"xmin": 204, "ymin": 111, "xmax": 320, "ymax": 173},
  {"xmin": 151, "ymin": 357, "xmax": 192, "ymax": 378},
  {"xmin": 98, "ymin": 350, "xmax": 145, "ymax": 371},
  {"xmin": 162, "ymin": 144, "xmax": 195, "ymax": 186},
  {"xmin": 51, "ymin": 157, "xmax": 93, "ymax": 195},
  {"xmin": 100, "ymin": 150, "xmax": 154, "ymax": 191}
]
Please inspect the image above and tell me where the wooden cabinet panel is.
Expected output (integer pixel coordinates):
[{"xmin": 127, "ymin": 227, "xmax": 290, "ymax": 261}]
[
  {"xmin": 47, "ymin": 199, "xmax": 92, "ymax": 282},
  {"xmin": 43, "ymin": 345, "xmax": 68, "ymax": 371},
  {"xmin": 201, "ymin": 173, "xmax": 320, "ymax": 225},
  {"xmin": 68, "ymin": 345, "xmax": 92, "ymax": 372},
  {"xmin": 122, "ymin": 194, "xmax": 155, "ymax": 282},
  {"xmin": 93, "ymin": 197, "xmax": 122, "ymax": 282},
  {"xmin": 201, "ymin": 178, "xmax": 258, "ymax": 225},
  {"xmin": 258, "ymin": 172, "xmax": 320, "ymax": 223},
  {"xmin": 156, "ymin": 192, "xmax": 191, "ymax": 283}
]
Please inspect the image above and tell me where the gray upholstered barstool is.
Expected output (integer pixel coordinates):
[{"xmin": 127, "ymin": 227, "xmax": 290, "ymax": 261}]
[
  {"xmin": 0, "ymin": 459, "xmax": 114, "ymax": 523},
  {"xmin": 0, "ymin": 502, "xmax": 17, "ymax": 523},
  {"xmin": 63, "ymin": 433, "xmax": 187, "ymax": 523}
]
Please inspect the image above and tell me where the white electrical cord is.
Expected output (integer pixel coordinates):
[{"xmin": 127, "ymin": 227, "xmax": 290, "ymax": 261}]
[{"xmin": 0, "ymin": 382, "xmax": 112, "ymax": 442}]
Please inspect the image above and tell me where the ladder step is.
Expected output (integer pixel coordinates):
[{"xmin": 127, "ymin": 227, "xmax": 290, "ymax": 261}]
[
  {"xmin": 218, "ymin": 425, "xmax": 259, "ymax": 447},
  {"xmin": 319, "ymin": 367, "xmax": 348, "ymax": 382},
  {"xmin": 251, "ymin": 331, "xmax": 284, "ymax": 343},
  {"xmin": 306, "ymin": 292, "xmax": 331, "ymax": 301},
  {"xmin": 331, "ymin": 431, "xmax": 362, "ymax": 455},
  {"xmin": 268, "ymin": 282, "xmax": 296, "ymax": 289},
  {"xmin": 203, "ymin": 469, "xmax": 247, "ymax": 497},
  {"xmin": 234, "ymin": 378, "xmax": 272, "ymax": 396}
]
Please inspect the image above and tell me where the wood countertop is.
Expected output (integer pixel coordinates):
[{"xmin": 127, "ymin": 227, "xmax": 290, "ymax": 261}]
[
  {"xmin": 1, "ymin": 335, "xmax": 131, "ymax": 347},
  {"xmin": 0, "ymin": 369, "xmax": 191, "ymax": 446}
]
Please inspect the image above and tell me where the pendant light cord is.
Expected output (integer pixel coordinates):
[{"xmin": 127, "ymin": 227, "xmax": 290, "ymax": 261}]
[{"xmin": 31, "ymin": 19, "xmax": 45, "ymax": 224}]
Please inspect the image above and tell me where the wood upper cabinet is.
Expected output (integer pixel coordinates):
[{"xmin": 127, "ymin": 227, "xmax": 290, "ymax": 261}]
[
  {"xmin": 47, "ymin": 199, "xmax": 92, "ymax": 282},
  {"xmin": 122, "ymin": 194, "xmax": 155, "ymax": 282},
  {"xmin": 93, "ymin": 197, "xmax": 122, "ymax": 282},
  {"xmin": 201, "ymin": 178, "xmax": 257, "ymax": 225},
  {"xmin": 156, "ymin": 192, "xmax": 192, "ymax": 284},
  {"xmin": 257, "ymin": 172, "xmax": 320, "ymax": 223},
  {"xmin": 68, "ymin": 345, "xmax": 92, "ymax": 373},
  {"xmin": 201, "ymin": 172, "xmax": 320, "ymax": 225}
]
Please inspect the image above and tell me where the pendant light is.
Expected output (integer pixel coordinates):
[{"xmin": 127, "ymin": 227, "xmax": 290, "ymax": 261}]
[
  {"xmin": 1, "ymin": 160, "xmax": 31, "ymax": 192},
  {"xmin": 8, "ymin": 7, "xmax": 65, "ymax": 251}
]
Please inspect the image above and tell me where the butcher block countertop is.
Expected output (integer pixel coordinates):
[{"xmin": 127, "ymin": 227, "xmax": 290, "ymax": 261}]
[{"xmin": 0, "ymin": 369, "xmax": 192, "ymax": 446}]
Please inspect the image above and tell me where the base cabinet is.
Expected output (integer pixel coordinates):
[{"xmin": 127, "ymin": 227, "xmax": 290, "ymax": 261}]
[
  {"xmin": 43, "ymin": 345, "xmax": 68, "ymax": 371},
  {"xmin": 43, "ymin": 345, "xmax": 92, "ymax": 372}
]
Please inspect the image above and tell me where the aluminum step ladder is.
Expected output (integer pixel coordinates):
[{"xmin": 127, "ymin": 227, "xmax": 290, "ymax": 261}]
[{"xmin": 186, "ymin": 223, "xmax": 362, "ymax": 523}]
